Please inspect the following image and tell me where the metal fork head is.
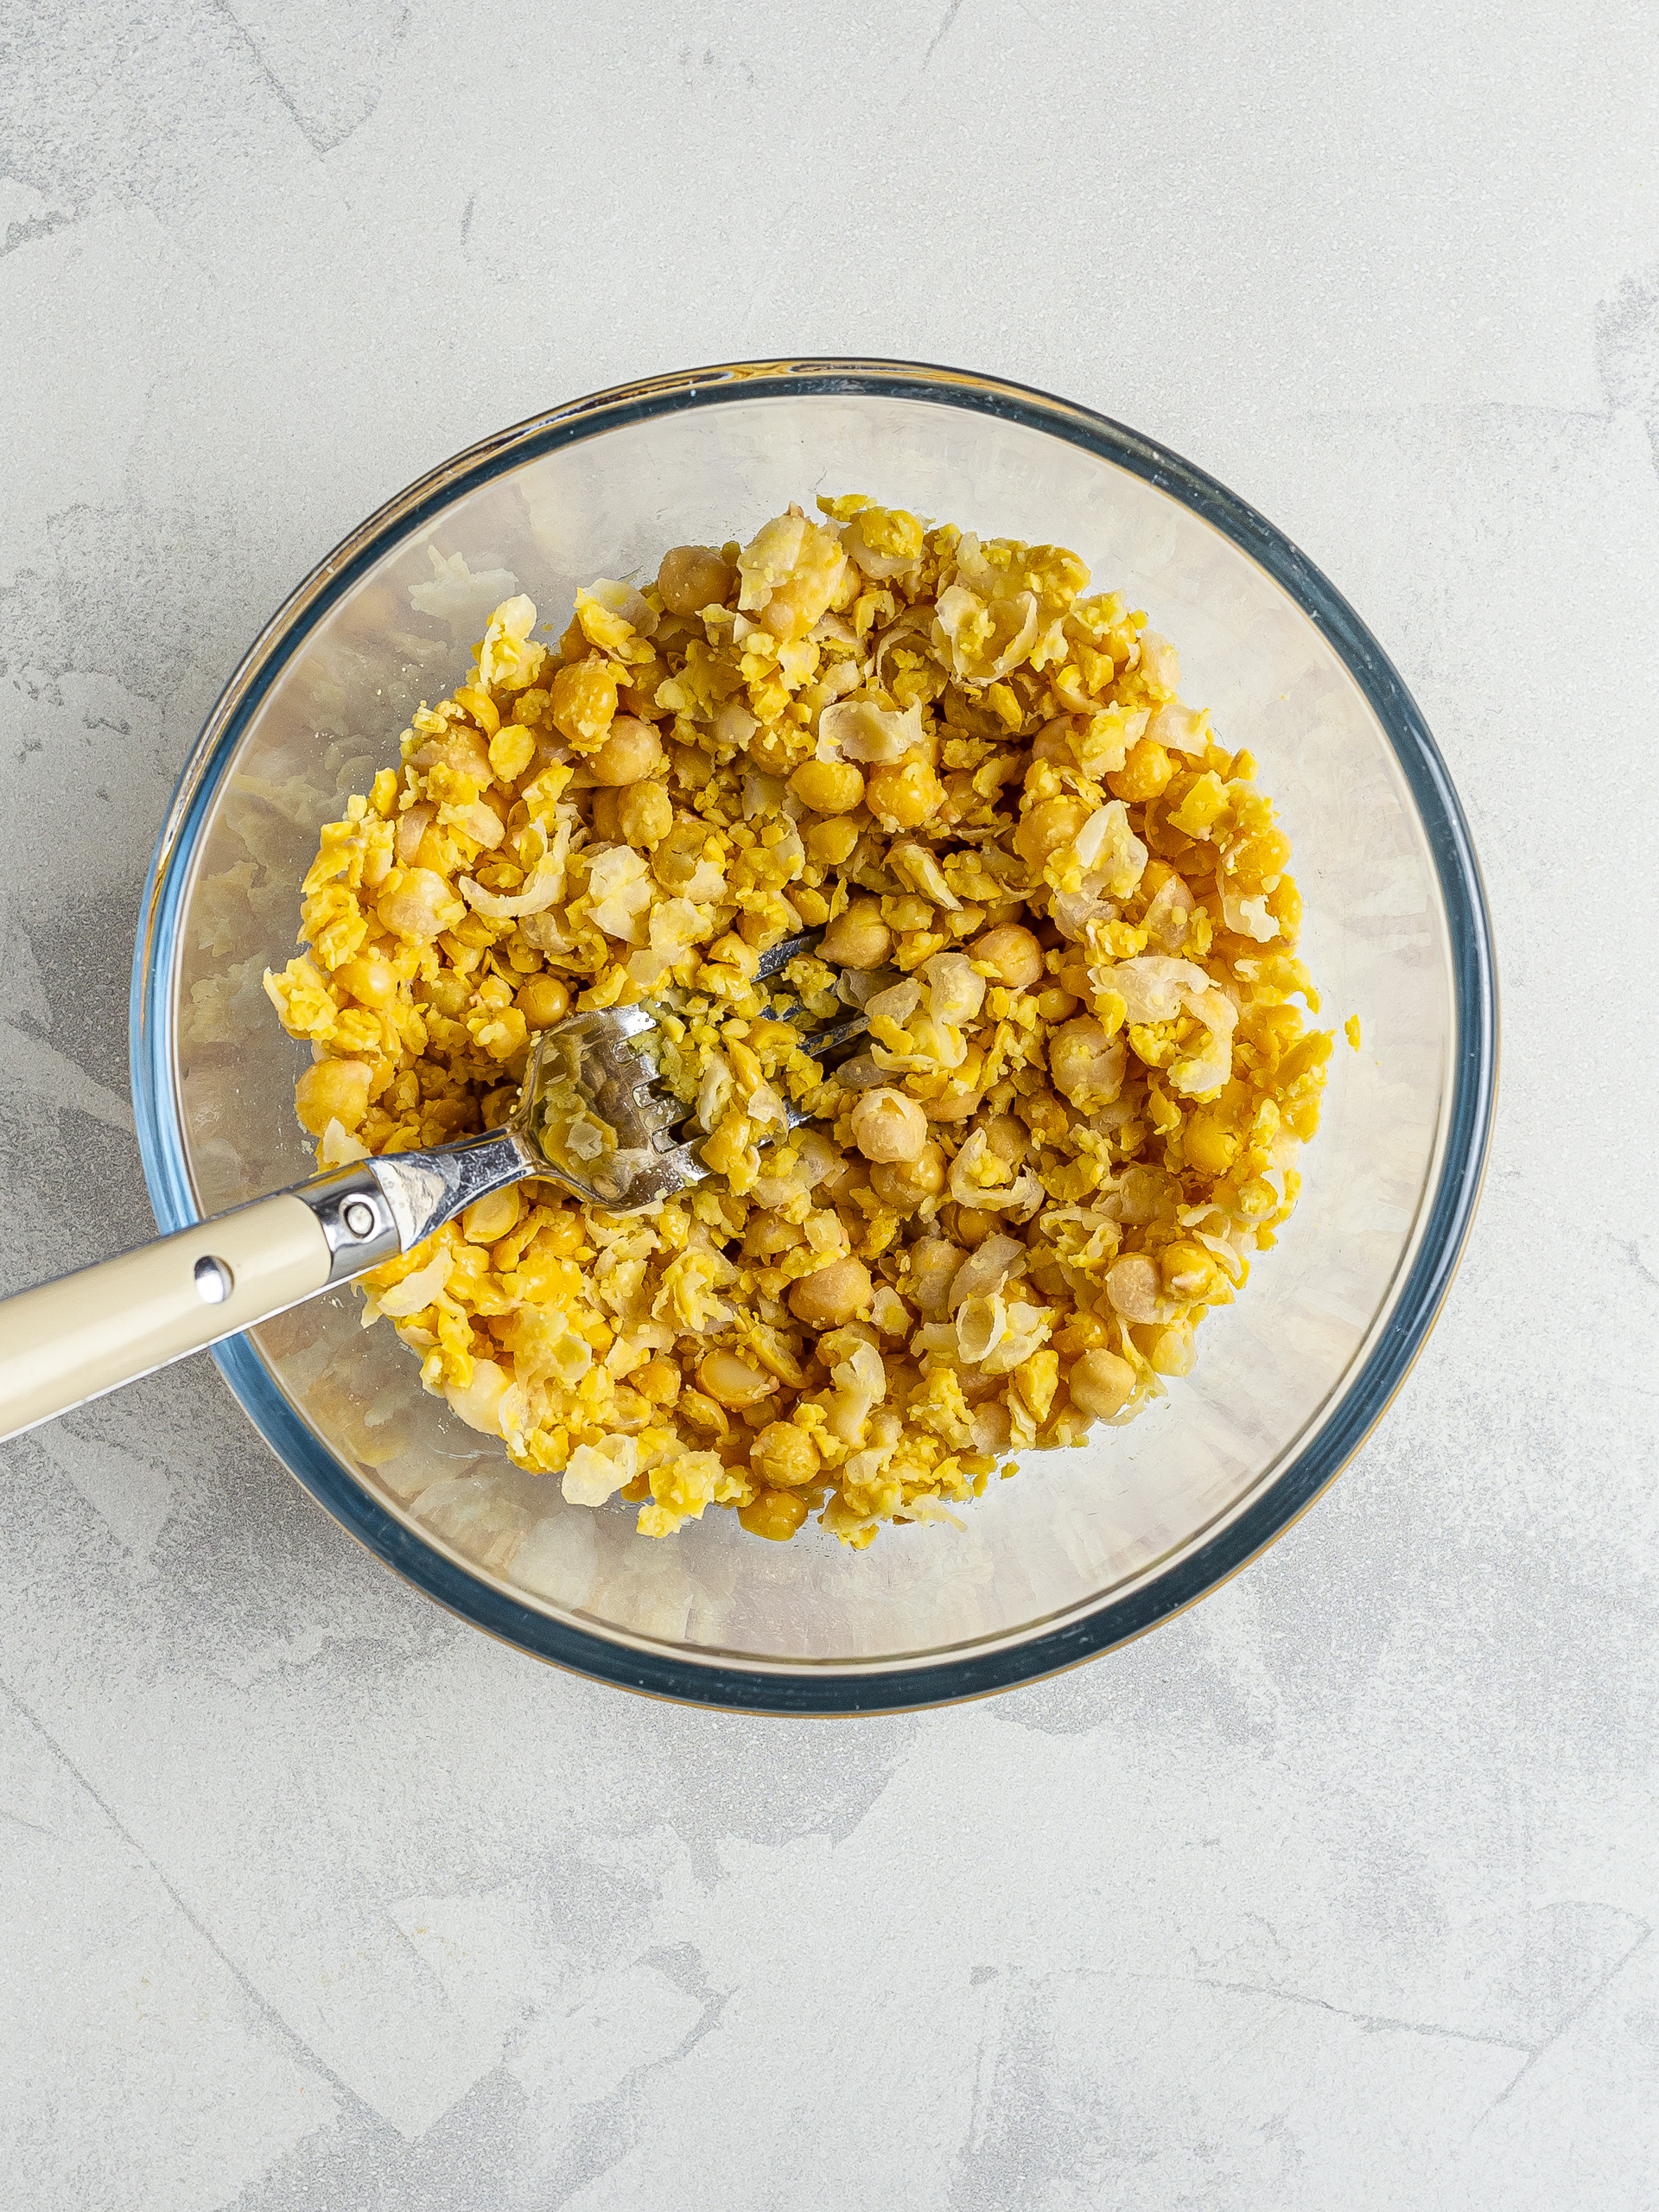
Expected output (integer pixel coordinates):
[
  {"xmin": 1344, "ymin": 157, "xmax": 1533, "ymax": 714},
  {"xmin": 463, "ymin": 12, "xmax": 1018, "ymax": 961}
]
[{"xmin": 515, "ymin": 930, "xmax": 867, "ymax": 1214}]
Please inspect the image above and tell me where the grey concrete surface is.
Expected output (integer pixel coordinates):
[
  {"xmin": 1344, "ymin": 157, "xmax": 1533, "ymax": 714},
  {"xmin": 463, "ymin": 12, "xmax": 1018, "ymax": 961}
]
[{"xmin": 3, "ymin": 3, "xmax": 1657, "ymax": 2205}]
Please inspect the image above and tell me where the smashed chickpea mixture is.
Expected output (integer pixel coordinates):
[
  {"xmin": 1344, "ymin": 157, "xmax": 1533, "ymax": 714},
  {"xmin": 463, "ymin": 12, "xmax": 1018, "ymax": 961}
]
[{"xmin": 265, "ymin": 499, "xmax": 1330, "ymax": 1548}]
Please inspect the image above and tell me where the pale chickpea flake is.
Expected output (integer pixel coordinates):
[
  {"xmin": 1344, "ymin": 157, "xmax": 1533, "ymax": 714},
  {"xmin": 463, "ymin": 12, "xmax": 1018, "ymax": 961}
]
[{"xmin": 264, "ymin": 498, "xmax": 1332, "ymax": 1549}]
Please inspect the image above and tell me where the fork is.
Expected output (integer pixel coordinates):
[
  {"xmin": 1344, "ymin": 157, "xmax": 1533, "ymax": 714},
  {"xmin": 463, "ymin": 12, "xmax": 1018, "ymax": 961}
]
[{"xmin": 0, "ymin": 929, "xmax": 868, "ymax": 1445}]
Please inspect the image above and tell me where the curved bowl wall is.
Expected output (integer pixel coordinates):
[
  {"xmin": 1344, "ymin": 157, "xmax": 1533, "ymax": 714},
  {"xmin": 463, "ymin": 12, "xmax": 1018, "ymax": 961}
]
[{"xmin": 130, "ymin": 360, "xmax": 1497, "ymax": 1713}]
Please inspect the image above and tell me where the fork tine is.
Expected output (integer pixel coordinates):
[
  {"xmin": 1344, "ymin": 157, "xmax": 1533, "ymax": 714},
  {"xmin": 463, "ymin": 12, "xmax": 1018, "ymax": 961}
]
[{"xmin": 752, "ymin": 929, "xmax": 824, "ymax": 984}]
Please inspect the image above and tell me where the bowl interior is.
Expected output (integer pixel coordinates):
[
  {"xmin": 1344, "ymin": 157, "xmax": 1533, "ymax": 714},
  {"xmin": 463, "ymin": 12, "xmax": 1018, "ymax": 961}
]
[{"xmin": 156, "ymin": 379, "xmax": 1463, "ymax": 1684}]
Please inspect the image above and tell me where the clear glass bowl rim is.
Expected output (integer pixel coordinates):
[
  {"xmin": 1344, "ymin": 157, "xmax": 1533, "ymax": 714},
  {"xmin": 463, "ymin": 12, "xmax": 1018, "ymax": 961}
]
[{"xmin": 130, "ymin": 357, "xmax": 1498, "ymax": 1715}]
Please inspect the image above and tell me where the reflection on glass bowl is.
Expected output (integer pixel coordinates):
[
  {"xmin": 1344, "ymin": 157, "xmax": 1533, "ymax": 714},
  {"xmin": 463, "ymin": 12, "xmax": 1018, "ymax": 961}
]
[{"xmin": 131, "ymin": 361, "xmax": 1497, "ymax": 1713}]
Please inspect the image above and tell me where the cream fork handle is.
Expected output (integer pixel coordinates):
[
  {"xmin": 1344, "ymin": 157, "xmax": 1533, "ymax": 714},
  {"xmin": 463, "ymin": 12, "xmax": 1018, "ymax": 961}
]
[
  {"xmin": 0, "ymin": 1194, "xmax": 334, "ymax": 1444},
  {"xmin": 0, "ymin": 1129, "xmax": 538, "ymax": 1446}
]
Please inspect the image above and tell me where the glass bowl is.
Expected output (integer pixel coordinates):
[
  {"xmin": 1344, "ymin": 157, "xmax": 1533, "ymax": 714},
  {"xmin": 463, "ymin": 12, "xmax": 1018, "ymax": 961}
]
[{"xmin": 130, "ymin": 359, "xmax": 1497, "ymax": 1713}]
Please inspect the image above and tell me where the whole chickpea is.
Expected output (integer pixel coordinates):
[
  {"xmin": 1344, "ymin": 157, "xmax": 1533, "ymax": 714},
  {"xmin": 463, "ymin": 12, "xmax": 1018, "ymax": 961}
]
[
  {"xmin": 818, "ymin": 897, "xmax": 892, "ymax": 970},
  {"xmin": 658, "ymin": 543, "xmax": 735, "ymax": 617},
  {"xmin": 1014, "ymin": 795, "xmax": 1091, "ymax": 869},
  {"xmin": 1066, "ymin": 1347, "xmax": 1136, "ymax": 1419},
  {"xmin": 1048, "ymin": 1016, "xmax": 1127, "ymax": 1110},
  {"xmin": 739, "ymin": 1487, "xmax": 810, "ymax": 1541},
  {"xmin": 516, "ymin": 975, "xmax": 570, "ymax": 1031},
  {"xmin": 789, "ymin": 759, "xmax": 866, "ymax": 815},
  {"xmin": 867, "ymin": 758, "xmax": 944, "ymax": 831},
  {"xmin": 1108, "ymin": 736, "xmax": 1175, "ymax": 803},
  {"xmin": 617, "ymin": 780, "xmax": 673, "ymax": 848},
  {"xmin": 748, "ymin": 723, "xmax": 799, "ymax": 777},
  {"xmin": 588, "ymin": 715, "xmax": 664, "ymax": 785},
  {"xmin": 869, "ymin": 1141, "xmax": 945, "ymax": 1209},
  {"xmin": 970, "ymin": 922, "xmax": 1044, "ymax": 989},
  {"xmin": 805, "ymin": 817, "xmax": 862, "ymax": 868},
  {"xmin": 951, "ymin": 1203, "xmax": 998, "ymax": 1249},
  {"xmin": 787, "ymin": 1255, "xmax": 874, "ymax": 1328},
  {"xmin": 377, "ymin": 867, "xmax": 463, "ymax": 942},
  {"xmin": 295, "ymin": 1057, "xmax": 372, "ymax": 1136},
  {"xmin": 334, "ymin": 952, "xmax": 397, "ymax": 1009},
  {"xmin": 1225, "ymin": 827, "xmax": 1293, "ymax": 892},
  {"xmin": 750, "ymin": 1421, "xmax": 822, "ymax": 1490},
  {"xmin": 849, "ymin": 1087, "xmax": 930, "ymax": 1163}
]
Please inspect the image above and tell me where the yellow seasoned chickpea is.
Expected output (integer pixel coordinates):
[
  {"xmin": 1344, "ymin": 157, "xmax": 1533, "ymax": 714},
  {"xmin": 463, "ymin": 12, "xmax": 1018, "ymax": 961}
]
[
  {"xmin": 805, "ymin": 817, "xmax": 862, "ymax": 868},
  {"xmin": 334, "ymin": 952, "xmax": 397, "ymax": 1009},
  {"xmin": 697, "ymin": 1349, "xmax": 779, "ymax": 1410},
  {"xmin": 550, "ymin": 657, "xmax": 619, "ymax": 751},
  {"xmin": 867, "ymin": 758, "xmax": 944, "ymax": 831},
  {"xmin": 849, "ymin": 1087, "xmax": 930, "ymax": 1164},
  {"xmin": 377, "ymin": 867, "xmax": 464, "ymax": 942},
  {"xmin": 1034, "ymin": 985, "xmax": 1079, "ymax": 1023},
  {"xmin": 788, "ymin": 1255, "xmax": 874, "ymax": 1328},
  {"xmin": 488, "ymin": 723, "xmax": 537, "ymax": 783},
  {"xmin": 618, "ymin": 655, "xmax": 669, "ymax": 722},
  {"xmin": 951, "ymin": 1203, "xmax": 997, "ymax": 1249},
  {"xmin": 617, "ymin": 779, "xmax": 673, "ymax": 848},
  {"xmin": 1146, "ymin": 1322, "xmax": 1196, "ymax": 1376},
  {"xmin": 462, "ymin": 1186, "xmax": 522, "ymax": 1243},
  {"xmin": 750, "ymin": 1420, "xmax": 822, "ymax": 1490},
  {"xmin": 1051, "ymin": 1312, "xmax": 1110, "ymax": 1360},
  {"xmin": 819, "ymin": 896, "xmax": 891, "ymax": 970},
  {"xmin": 679, "ymin": 1389, "xmax": 729, "ymax": 1437},
  {"xmin": 1021, "ymin": 1092, "xmax": 1071, "ymax": 1145},
  {"xmin": 632, "ymin": 1356, "xmax": 681, "ymax": 1407},
  {"xmin": 1226, "ymin": 826, "xmax": 1293, "ymax": 891},
  {"xmin": 658, "ymin": 543, "xmax": 735, "ymax": 617},
  {"xmin": 295, "ymin": 1057, "xmax": 372, "ymax": 1136},
  {"xmin": 970, "ymin": 923, "xmax": 1045, "ymax": 989},
  {"xmin": 1108, "ymin": 736, "xmax": 1174, "ymax": 803},
  {"xmin": 1183, "ymin": 1108, "xmax": 1239, "ymax": 1177},
  {"xmin": 1160, "ymin": 1240, "xmax": 1220, "ymax": 1300},
  {"xmin": 516, "ymin": 975, "xmax": 570, "ymax": 1031},
  {"xmin": 739, "ymin": 1487, "xmax": 810, "ymax": 1541},
  {"xmin": 1048, "ymin": 1017, "xmax": 1127, "ymax": 1111},
  {"xmin": 1014, "ymin": 795, "xmax": 1091, "ymax": 869},
  {"xmin": 789, "ymin": 759, "xmax": 865, "ymax": 815},
  {"xmin": 1066, "ymin": 1347, "xmax": 1136, "ymax": 1419},
  {"xmin": 588, "ymin": 715, "xmax": 664, "ymax": 785},
  {"xmin": 869, "ymin": 1141, "xmax": 945, "ymax": 1209}
]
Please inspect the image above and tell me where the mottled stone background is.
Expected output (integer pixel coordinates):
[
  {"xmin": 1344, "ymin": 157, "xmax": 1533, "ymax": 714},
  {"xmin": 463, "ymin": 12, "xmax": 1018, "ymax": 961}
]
[{"xmin": 2, "ymin": 3, "xmax": 1656, "ymax": 2205}]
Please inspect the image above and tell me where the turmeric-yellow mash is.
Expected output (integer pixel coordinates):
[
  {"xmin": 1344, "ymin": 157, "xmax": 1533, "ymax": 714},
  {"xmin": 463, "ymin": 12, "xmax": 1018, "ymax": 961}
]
[{"xmin": 265, "ymin": 498, "xmax": 1330, "ymax": 1547}]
